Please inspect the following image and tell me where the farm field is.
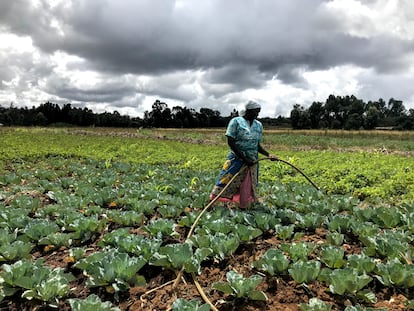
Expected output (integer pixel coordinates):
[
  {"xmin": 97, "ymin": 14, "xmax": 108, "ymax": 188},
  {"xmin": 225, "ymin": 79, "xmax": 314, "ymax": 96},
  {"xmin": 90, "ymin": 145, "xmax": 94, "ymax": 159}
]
[{"xmin": 0, "ymin": 127, "xmax": 414, "ymax": 311}]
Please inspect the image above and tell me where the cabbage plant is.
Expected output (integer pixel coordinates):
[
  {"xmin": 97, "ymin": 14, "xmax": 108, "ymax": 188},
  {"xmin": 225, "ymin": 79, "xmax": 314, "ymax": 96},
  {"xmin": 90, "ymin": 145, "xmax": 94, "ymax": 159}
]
[
  {"xmin": 319, "ymin": 245, "xmax": 346, "ymax": 269},
  {"xmin": 280, "ymin": 242, "xmax": 316, "ymax": 261},
  {"xmin": 346, "ymin": 254, "xmax": 376, "ymax": 274},
  {"xmin": 252, "ymin": 248, "xmax": 290, "ymax": 276},
  {"xmin": 0, "ymin": 259, "xmax": 75, "ymax": 307},
  {"xmin": 212, "ymin": 270, "xmax": 267, "ymax": 301},
  {"xmin": 68, "ymin": 294, "xmax": 120, "ymax": 311},
  {"xmin": 374, "ymin": 258, "xmax": 414, "ymax": 288},
  {"xmin": 299, "ymin": 298, "xmax": 332, "ymax": 311},
  {"xmin": 325, "ymin": 268, "xmax": 373, "ymax": 296},
  {"xmin": 288, "ymin": 260, "xmax": 321, "ymax": 284},
  {"xmin": 74, "ymin": 250, "xmax": 146, "ymax": 292},
  {"xmin": 172, "ymin": 298, "xmax": 210, "ymax": 311},
  {"xmin": 155, "ymin": 242, "xmax": 212, "ymax": 274}
]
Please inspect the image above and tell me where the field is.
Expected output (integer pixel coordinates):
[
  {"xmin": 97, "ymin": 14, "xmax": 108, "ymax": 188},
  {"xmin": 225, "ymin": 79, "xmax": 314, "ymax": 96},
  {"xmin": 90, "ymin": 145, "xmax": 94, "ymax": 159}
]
[{"xmin": 0, "ymin": 127, "xmax": 414, "ymax": 311}]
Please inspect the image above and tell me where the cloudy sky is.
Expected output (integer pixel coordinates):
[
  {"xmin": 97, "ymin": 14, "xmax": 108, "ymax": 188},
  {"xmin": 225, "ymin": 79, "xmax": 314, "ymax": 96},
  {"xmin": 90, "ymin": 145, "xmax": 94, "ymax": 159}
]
[{"xmin": 1, "ymin": 0, "xmax": 414, "ymax": 118}]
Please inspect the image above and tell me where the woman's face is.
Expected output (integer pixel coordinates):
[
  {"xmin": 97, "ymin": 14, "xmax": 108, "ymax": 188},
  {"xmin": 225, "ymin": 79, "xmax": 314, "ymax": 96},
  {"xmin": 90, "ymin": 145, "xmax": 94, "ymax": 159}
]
[{"xmin": 245, "ymin": 108, "xmax": 260, "ymax": 120}]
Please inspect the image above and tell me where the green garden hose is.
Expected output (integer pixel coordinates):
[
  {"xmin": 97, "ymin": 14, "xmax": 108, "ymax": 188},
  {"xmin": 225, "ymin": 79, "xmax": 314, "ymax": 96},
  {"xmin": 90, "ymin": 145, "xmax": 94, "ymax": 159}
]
[{"xmin": 263, "ymin": 157, "xmax": 320, "ymax": 191}]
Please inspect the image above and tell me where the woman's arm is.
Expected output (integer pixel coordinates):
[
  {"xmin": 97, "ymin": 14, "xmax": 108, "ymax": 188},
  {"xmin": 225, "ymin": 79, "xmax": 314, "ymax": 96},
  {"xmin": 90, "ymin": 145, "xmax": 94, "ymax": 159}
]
[
  {"xmin": 227, "ymin": 136, "xmax": 255, "ymax": 166},
  {"xmin": 258, "ymin": 143, "xmax": 278, "ymax": 161}
]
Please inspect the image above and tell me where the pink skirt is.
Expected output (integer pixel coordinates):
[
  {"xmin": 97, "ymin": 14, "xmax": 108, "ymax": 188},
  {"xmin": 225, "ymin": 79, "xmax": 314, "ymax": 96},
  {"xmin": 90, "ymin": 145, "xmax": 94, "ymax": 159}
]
[{"xmin": 210, "ymin": 167, "xmax": 255, "ymax": 209}]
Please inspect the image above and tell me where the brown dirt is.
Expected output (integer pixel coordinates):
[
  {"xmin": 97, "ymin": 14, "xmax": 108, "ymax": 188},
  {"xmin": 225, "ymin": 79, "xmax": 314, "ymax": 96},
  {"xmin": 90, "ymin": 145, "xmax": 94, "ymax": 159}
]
[
  {"xmin": 0, "ymin": 193, "xmax": 411, "ymax": 311},
  {"xmin": 3, "ymin": 229, "xmax": 410, "ymax": 311}
]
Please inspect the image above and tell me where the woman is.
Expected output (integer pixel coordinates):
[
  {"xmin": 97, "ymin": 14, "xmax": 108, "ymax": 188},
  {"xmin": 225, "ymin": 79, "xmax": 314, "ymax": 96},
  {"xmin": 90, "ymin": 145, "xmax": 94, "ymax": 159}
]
[{"xmin": 210, "ymin": 100, "xmax": 278, "ymax": 208}]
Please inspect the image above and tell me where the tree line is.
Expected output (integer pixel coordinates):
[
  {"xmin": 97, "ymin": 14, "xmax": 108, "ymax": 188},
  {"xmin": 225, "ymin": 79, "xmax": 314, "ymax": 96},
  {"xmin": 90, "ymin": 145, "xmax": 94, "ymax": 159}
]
[
  {"xmin": 290, "ymin": 95, "xmax": 414, "ymax": 130},
  {"xmin": 0, "ymin": 100, "xmax": 234, "ymax": 128},
  {"xmin": 1, "ymin": 95, "xmax": 413, "ymax": 129},
  {"xmin": 0, "ymin": 100, "xmax": 289, "ymax": 128}
]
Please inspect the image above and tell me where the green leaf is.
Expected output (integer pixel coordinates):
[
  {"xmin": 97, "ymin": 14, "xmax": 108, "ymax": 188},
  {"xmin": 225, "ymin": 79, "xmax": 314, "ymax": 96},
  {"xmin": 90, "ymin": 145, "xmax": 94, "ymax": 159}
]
[
  {"xmin": 210, "ymin": 233, "xmax": 240, "ymax": 260},
  {"xmin": 172, "ymin": 298, "xmax": 211, "ymax": 311},
  {"xmin": 327, "ymin": 215, "xmax": 352, "ymax": 233},
  {"xmin": 375, "ymin": 258, "xmax": 414, "ymax": 288},
  {"xmin": 106, "ymin": 210, "xmax": 145, "ymax": 226},
  {"xmin": 346, "ymin": 254, "xmax": 376, "ymax": 274},
  {"xmin": 373, "ymin": 207, "xmax": 403, "ymax": 228},
  {"xmin": 75, "ymin": 251, "xmax": 146, "ymax": 291},
  {"xmin": 319, "ymin": 246, "xmax": 346, "ymax": 269},
  {"xmin": 227, "ymin": 271, "xmax": 265, "ymax": 299},
  {"xmin": 288, "ymin": 261, "xmax": 321, "ymax": 284},
  {"xmin": 234, "ymin": 224, "xmax": 262, "ymax": 242},
  {"xmin": 38, "ymin": 232, "xmax": 74, "ymax": 248},
  {"xmin": 299, "ymin": 298, "xmax": 332, "ymax": 311},
  {"xmin": 203, "ymin": 218, "xmax": 233, "ymax": 234},
  {"xmin": 0, "ymin": 259, "xmax": 74, "ymax": 303},
  {"xmin": 150, "ymin": 243, "xmax": 203, "ymax": 273},
  {"xmin": 296, "ymin": 212, "xmax": 324, "ymax": 231},
  {"xmin": 281, "ymin": 242, "xmax": 316, "ymax": 261},
  {"xmin": 211, "ymin": 282, "xmax": 234, "ymax": 295},
  {"xmin": 212, "ymin": 271, "xmax": 266, "ymax": 301},
  {"xmin": 68, "ymin": 294, "xmax": 121, "ymax": 311},
  {"xmin": 274, "ymin": 224, "xmax": 295, "ymax": 240},
  {"xmin": 248, "ymin": 290, "xmax": 268, "ymax": 301},
  {"xmin": 0, "ymin": 240, "xmax": 33, "ymax": 262},
  {"xmin": 22, "ymin": 219, "xmax": 59, "ymax": 241},
  {"xmin": 356, "ymin": 289, "xmax": 377, "ymax": 304},
  {"xmin": 253, "ymin": 211, "xmax": 280, "ymax": 231},
  {"xmin": 252, "ymin": 248, "xmax": 290, "ymax": 276},
  {"xmin": 100, "ymin": 229, "xmax": 162, "ymax": 260},
  {"xmin": 326, "ymin": 268, "xmax": 372, "ymax": 295},
  {"xmin": 158, "ymin": 205, "xmax": 183, "ymax": 218},
  {"xmin": 325, "ymin": 231, "xmax": 344, "ymax": 246},
  {"xmin": 144, "ymin": 218, "xmax": 178, "ymax": 238}
]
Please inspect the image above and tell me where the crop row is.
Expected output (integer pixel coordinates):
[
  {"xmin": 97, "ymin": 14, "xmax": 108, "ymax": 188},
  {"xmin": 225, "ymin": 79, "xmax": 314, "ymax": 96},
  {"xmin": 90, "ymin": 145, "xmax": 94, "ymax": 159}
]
[
  {"xmin": 0, "ymin": 157, "xmax": 413, "ymax": 310},
  {"xmin": 2, "ymin": 128, "xmax": 414, "ymax": 204}
]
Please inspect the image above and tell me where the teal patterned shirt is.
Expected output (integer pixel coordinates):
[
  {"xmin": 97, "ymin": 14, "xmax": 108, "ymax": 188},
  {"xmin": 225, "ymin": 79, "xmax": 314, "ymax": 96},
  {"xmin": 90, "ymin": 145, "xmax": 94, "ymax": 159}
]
[{"xmin": 226, "ymin": 116, "xmax": 263, "ymax": 161}]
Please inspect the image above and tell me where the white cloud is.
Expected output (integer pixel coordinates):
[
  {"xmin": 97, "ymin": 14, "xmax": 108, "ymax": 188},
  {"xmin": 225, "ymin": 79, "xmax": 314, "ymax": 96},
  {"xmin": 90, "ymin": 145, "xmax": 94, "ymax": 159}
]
[
  {"xmin": 321, "ymin": 0, "xmax": 414, "ymax": 39},
  {"xmin": 1, "ymin": 0, "xmax": 414, "ymax": 118}
]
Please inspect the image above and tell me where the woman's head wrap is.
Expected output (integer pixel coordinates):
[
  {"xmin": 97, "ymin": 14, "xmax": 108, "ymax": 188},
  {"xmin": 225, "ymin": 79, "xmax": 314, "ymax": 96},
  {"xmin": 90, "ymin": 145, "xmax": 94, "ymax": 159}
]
[{"xmin": 240, "ymin": 100, "xmax": 261, "ymax": 116}]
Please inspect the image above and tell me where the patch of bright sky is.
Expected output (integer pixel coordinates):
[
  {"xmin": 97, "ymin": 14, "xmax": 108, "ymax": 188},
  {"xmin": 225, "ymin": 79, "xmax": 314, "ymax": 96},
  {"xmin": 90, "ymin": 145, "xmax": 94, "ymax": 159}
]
[
  {"xmin": 0, "ymin": 33, "xmax": 34, "ymax": 52},
  {"xmin": 325, "ymin": 0, "xmax": 414, "ymax": 39},
  {"xmin": 50, "ymin": 19, "xmax": 65, "ymax": 37},
  {"xmin": 238, "ymin": 65, "xmax": 364, "ymax": 117},
  {"xmin": 303, "ymin": 65, "xmax": 363, "ymax": 96},
  {"xmin": 49, "ymin": 52, "xmax": 100, "ymax": 89}
]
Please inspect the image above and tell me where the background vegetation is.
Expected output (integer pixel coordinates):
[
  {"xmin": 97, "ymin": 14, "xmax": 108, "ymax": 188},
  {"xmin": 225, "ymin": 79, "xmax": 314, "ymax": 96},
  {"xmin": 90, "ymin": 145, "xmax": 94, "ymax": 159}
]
[
  {"xmin": 2, "ymin": 127, "xmax": 414, "ymax": 204},
  {"xmin": 1, "ymin": 94, "xmax": 413, "ymax": 130},
  {"xmin": 1, "ymin": 127, "xmax": 414, "ymax": 310}
]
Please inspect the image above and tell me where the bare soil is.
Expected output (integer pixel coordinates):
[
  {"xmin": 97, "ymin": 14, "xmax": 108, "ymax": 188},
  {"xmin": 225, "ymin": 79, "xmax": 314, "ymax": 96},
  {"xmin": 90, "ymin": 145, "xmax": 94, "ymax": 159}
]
[{"xmin": 2, "ymin": 225, "xmax": 411, "ymax": 311}]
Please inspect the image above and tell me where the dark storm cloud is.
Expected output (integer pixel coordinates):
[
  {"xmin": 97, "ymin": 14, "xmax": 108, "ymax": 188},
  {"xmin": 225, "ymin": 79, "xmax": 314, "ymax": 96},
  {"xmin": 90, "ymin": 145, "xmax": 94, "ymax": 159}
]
[
  {"xmin": 202, "ymin": 65, "xmax": 272, "ymax": 98},
  {"xmin": 1, "ymin": 0, "xmax": 331, "ymax": 80},
  {"xmin": 2, "ymin": 0, "xmax": 412, "ymax": 79},
  {"xmin": 1, "ymin": 0, "xmax": 414, "ymax": 115},
  {"xmin": 43, "ymin": 74, "xmax": 138, "ymax": 103},
  {"xmin": 308, "ymin": 34, "xmax": 414, "ymax": 73}
]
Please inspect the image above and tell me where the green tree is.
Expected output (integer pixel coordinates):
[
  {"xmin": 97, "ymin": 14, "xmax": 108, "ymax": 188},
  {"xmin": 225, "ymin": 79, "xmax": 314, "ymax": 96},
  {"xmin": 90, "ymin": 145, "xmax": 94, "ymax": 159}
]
[
  {"xmin": 323, "ymin": 95, "xmax": 340, "ymax": 128},
  {"xmin": 172, "ymin": 106, "xmax": 197, "ymax": 128},
  {"xmin": 308, "ymin": 101, "xmax": 324, "ymax": 129},
  {"xmin": 290, "ymin": 104, "xmax": 310, "ymax": 129},
  {"xmin": 388, "ymin": 98, "xmax": 405, "ymax": 117},
  {"xmin": 345, "ymin": 113, "xmax": 363, "ymax": 130},
  {"xmin": 33, "ymin": 112, "xmax": 48, "ymax": 126},
  {"xmin": 364, "ymin": 106, "xmax": 380, "ymax": 129},
  {"xmin": 144, "ymin": 100, "xmax": 171, "ymax": 127},
  {"xmin": 199, "ymin": 108, "xmax": 220, "ymax": 127}
]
